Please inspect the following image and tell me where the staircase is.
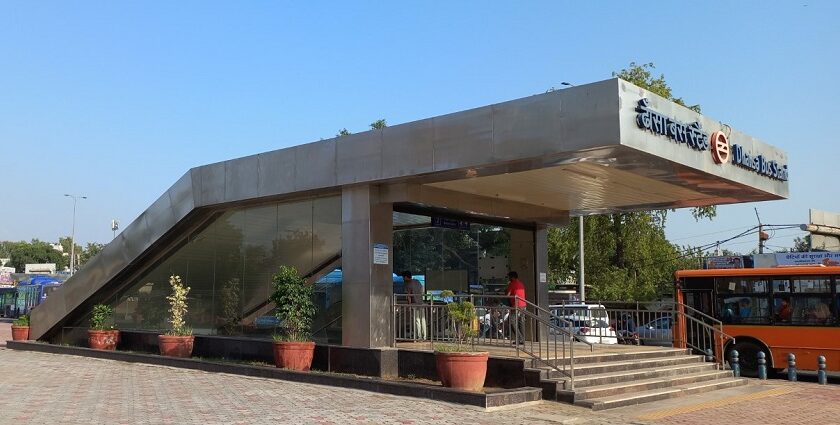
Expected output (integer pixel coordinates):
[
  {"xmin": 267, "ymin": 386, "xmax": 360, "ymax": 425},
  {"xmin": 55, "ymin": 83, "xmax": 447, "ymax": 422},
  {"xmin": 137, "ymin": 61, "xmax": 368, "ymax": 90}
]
[{"xmin": 528, "ymin": 348, "xmax": 746, "ymax": 410}]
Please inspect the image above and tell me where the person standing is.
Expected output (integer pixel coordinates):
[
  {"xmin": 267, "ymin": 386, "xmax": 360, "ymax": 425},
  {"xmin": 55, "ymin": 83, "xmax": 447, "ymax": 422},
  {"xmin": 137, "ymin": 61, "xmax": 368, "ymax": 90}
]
[
  {"xmin": 506, "ymin": 271, "xmax": 526, "ymax": 345},
  {"xmin": 402, "ymin": 271, "xmax": 427, "ymax": 341}
]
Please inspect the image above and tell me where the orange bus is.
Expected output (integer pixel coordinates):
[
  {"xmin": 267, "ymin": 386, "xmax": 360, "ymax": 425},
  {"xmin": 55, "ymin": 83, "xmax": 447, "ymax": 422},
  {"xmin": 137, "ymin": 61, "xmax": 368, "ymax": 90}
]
[{"xmin": 675, "ymin": 266, "xmax": 840, "ymax": 376}]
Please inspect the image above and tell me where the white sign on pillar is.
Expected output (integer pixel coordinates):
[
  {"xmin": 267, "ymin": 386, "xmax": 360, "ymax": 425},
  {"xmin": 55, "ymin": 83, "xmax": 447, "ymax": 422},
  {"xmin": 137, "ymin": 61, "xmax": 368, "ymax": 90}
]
[{"xmin": 372, "ymin": 243, "xmax": 389, "ymax": 265}]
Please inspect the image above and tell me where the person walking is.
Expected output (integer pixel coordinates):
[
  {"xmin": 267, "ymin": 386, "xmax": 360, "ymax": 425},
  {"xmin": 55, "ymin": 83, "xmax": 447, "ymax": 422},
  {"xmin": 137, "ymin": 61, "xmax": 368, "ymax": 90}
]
[
  {"xmin": 506, "ymin": 271, "xmax": 526, "ymax": 345},
  {"xmin": 402, "ymin": 271, "xmax": 427, "ymax": 341}
]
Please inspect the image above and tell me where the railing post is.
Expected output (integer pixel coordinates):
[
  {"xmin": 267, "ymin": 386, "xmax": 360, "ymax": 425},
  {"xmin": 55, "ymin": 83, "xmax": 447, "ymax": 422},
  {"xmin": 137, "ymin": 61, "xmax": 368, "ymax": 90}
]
[
  {"xmin": 818, "ymin": 355, "xmax": 827, "ymax": 385},
  {"xmin": 758, "ymin": 351, "xmax": 767, "ymax": 380},
  {"xmin": 730, "ymin": 349, "xmax": 740, "ymax": 377},
  {"xmin": 787, "ymin": 353, "xmax": 797, "ymax": 382},
  {"xmin": 391, "ymin": 295, "xmax": 396, "ymax": 348}
]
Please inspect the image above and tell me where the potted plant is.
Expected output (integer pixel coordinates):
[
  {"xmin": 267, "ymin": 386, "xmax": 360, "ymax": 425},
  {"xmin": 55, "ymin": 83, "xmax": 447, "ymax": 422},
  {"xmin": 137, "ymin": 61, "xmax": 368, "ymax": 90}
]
[
  {"xmin": 434, "ymin": 290, "xmax": 488, "ymax": 392},
  {"xmin": 158, "ymin": 275, "xmax": 194, "ymax": 358},
  {"xmin": 88, "ymin": 304, "xmax": 119, "ymax": 350},
  {"xmin": 11, "ymin": 314, "xmax": 30, "ymax": 341},
  {"xmin": 270, "ymin": 265, "xmax": 317, "ymax": 371}
]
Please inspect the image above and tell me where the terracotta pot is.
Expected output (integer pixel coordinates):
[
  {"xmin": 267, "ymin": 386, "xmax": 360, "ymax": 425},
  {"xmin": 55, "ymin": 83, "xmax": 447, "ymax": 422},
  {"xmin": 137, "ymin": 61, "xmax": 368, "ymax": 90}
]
[
  {"xmin": 272, "ymin": 341, "xmax": 315, "ymax": 371},
  {"xmin": 88, "ymin": 329, "xmax": 120, "ymax": 350},
  {"xmin": 435, "ymin": 351, "xmax": 489, "ymax": 392},
  {"xmin": 11, "ymin": 325, "xmax": 30, "ymax": 341},
  {"xmin": 158, "ymin": 335, "xmax": 195, "ymax": 358}
]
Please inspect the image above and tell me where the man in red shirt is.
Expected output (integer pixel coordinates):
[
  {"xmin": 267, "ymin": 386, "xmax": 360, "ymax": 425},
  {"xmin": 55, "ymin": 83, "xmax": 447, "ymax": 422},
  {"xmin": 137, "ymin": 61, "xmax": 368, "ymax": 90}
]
[{"xmin": 506, "ymin": 271, "xmax": 526, "ymax": 344}]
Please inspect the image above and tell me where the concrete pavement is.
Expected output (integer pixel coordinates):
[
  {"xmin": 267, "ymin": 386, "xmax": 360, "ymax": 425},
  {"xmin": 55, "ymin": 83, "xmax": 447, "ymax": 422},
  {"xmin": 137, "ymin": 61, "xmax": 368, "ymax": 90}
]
[{"xmin": 0, "ymin": 314, "xmax": 837, "ymax": 425}]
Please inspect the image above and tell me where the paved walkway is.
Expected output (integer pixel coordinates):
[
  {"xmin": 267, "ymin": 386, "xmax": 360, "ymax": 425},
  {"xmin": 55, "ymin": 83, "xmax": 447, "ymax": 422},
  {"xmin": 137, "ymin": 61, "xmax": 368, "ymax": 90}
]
[
  {"xmin": 0, "ymin": 314, "xmax": 837, "ymax": 425},
  {"xmin": 2, "ymin": 348, "xmax": 838, "ymax": 424}
]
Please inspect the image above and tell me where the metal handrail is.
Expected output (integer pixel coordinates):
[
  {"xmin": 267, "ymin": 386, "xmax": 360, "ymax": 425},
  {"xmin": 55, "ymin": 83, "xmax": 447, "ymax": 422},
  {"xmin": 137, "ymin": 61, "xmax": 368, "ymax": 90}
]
[
  {"xmin": 391, "ymin": 293, "xmax": 588, "ymax": 390},
  {"xmin": 600, "ymin": 300, "xmax": 734, "ymax": 368},
  {"xmin": 676, "ymin": 301, "xmax": 735, "ymax": 369},
  {"xmin": 520, "ymin": 297, "xmax": 596, "ymax": 351},
  {"xmin": 312, "ymin": 312, "xmax": 342, "ymax": 337}
]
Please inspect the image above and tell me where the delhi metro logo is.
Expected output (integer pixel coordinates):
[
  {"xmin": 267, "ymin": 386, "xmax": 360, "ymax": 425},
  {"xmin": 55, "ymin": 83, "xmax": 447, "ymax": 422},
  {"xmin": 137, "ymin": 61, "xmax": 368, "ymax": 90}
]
[{"xmin": 709, "ymin": 131, "xmax": 730, "ymax": 164}]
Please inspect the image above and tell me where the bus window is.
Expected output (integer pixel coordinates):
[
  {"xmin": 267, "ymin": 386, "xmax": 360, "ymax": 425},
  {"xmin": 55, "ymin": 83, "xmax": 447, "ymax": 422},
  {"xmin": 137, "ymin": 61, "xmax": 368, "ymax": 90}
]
[
  {"xmin": 793, "ymin": 276, "xmax": 831, "ymax": 293},
  {"xmin": 772, "ymin": 278, "xmax": 791, "ymax": 293}
]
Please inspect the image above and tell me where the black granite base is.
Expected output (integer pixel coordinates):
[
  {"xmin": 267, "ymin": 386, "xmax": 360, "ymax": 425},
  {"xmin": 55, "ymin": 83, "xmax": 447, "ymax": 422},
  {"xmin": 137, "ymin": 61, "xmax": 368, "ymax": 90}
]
[{"xmin": 6, "ymin": 341, "xmax": 542, "ymax": 409}]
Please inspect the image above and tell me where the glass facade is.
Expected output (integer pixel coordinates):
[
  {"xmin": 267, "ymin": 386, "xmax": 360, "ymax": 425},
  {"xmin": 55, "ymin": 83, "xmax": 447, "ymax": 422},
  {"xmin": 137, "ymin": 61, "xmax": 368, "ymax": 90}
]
[
  {"xmin": 393, "ymin": 214, "xmax": 513, "ymax": 296},
  {"xmin": 102, "ymin": 196, "xmax": 341, "ymax": 338}
]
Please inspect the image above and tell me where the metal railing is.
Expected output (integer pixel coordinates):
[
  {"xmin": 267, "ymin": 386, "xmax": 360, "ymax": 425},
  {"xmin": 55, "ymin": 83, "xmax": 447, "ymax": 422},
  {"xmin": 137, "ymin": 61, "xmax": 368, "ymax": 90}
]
[
  {"xmin": 392, "ymin": 293, "xmax": 593, "ymax": 389},
  {"xmin": 571, "ymin": 300, "xmax": 735, "ymax": 368}
]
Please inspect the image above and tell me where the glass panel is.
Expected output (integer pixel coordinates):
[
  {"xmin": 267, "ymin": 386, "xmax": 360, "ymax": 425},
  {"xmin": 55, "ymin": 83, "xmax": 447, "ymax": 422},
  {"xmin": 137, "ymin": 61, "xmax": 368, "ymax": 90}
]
[
  {"xmin": 240, "ymin": 206, "xmax": 276, "ymax": 335},
  {"xmin": 790, "ymin": 297, "xmax": 833, "ymax": 325},
  {"xmin": 718, "ymin": 296, "xmax": 770, "ymax": 324},
  {"xmin": 715, "ymin": 277, "xmax": 768, "ymax": 294},
  {"xmin": 95, "ymin": 196, "xmax": 341, "ymax": 340},
  {"xmin": 793, "ymin": 276, "xmax": 831, "ymax": 293},
  {"xmin": 772, "ymin": 278, "xmax": 791, "ymax": 293}
]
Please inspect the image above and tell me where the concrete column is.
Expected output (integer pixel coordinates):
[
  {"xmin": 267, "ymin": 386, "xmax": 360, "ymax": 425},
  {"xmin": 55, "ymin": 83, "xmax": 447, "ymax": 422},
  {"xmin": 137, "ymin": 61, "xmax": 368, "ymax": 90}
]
[
  {"xmin": 534, "ymin": 225, "xmax": 549, "ymax": 341},
  {"xmin": 341, "ymin": 185, "xmax": 394, "ymax": 348}
]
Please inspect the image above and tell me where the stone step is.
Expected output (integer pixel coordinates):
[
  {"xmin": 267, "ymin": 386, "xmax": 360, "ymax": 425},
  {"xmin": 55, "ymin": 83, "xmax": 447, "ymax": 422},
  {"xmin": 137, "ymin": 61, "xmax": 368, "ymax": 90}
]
[
  {"xmin": 539, "ymin": 348, "xmax": 690, "ymax": 367},
  {"xmin": 560, "ymin": 362, "xmax": 719, "ymax": 389},
  {"xmin": 569, "ymin": 370, "xmax": 733, "ymax": 400},
  {"xmin": 576, "ymin": 378, "xmax": 747, "ymax": 411},
  {"xmin": 552, "ymin": 354, "xmax": 704, "ymax": 377}
]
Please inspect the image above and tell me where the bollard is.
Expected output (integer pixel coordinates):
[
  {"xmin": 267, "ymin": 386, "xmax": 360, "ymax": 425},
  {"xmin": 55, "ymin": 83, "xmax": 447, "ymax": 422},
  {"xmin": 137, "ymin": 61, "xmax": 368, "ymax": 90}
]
[
  {"xmin": 818, "ymin": 355, "xmax": 827, "ymax": 385},
  {"xmin": 705, "ymin": 348, "xmax": 714, "ymax": 363},
  {"xmin": 730, "ymin": 349, "xmax": 740, "ymax": 378},
  {"xmin": 787, "ymin": 353, "xmax": 797, "ymax": 382},
  {"xmin": 758, "ymin": 351, "xmax": 767, "ymax": 380}
]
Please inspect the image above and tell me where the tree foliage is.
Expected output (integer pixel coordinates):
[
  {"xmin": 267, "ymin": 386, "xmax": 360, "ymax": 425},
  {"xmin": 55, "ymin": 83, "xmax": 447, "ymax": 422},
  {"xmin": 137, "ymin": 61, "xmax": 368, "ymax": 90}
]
[
  {"xmin": 369, "ymin": 119, "xmax": 387, "ymax": 130},
  {"xmin": 1, "ymin": 239, "xmax": 67, "ymax": 272},
  {"xmin": 271, "ymin": 265, "xmax": 316, "ymax": 342}
]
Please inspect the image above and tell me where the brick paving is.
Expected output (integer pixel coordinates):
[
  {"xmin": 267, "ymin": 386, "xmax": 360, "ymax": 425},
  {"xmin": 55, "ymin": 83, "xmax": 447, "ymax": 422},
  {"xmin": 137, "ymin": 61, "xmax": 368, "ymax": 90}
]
[
  {"xmin": 0, "ymin": 348, "xmax": 617, "ymax": 425},
  {"xmin": 1, "ymin": 315, "xmax": 837, "ymax": 425}
]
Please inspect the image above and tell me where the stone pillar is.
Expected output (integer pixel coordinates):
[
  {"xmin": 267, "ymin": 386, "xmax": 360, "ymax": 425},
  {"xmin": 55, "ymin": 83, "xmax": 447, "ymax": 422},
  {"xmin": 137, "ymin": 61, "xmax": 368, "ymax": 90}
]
[{"xmin": 341, "ymin": 185, "xmax": 394, "ymax": 348}]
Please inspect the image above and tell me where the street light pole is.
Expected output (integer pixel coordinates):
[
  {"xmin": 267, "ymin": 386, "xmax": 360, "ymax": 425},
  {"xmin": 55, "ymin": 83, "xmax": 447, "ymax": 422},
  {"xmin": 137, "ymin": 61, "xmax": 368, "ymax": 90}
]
[
  {"xmin": 579, "ymin": 215, "xmax": 585, "ymax": 302},
  {"xmin": 64, "ymin": 194, "xmax": 87, "ymax": 276}
]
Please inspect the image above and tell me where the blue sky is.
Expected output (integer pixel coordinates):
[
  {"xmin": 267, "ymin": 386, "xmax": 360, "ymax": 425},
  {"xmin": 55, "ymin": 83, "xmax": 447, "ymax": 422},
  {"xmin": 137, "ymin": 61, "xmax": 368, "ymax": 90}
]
[{"xmin": 1, "ymin": 1, "xmax": 838, "ymax": 255}]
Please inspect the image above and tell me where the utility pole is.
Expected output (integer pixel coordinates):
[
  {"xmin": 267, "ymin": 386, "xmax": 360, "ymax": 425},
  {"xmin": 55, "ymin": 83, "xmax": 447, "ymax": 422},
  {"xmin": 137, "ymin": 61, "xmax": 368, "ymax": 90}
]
[
  {"xmin": 65, "ymin": 194, "xmax": 87, "ymax": 276},
  {"xmin": 755, "ymin": 208, "xmax": 769, "ymax": 254},
  {"xmin": 579, "ymin": 216, "xmax": 585, "ymax": 302}
]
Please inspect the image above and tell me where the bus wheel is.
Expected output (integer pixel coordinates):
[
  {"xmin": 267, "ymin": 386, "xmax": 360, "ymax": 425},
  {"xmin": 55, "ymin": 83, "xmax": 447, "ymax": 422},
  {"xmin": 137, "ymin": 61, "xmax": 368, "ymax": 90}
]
[{"xmin": 730, "ymin": 340, "xmax": 768, "ymax": 378}]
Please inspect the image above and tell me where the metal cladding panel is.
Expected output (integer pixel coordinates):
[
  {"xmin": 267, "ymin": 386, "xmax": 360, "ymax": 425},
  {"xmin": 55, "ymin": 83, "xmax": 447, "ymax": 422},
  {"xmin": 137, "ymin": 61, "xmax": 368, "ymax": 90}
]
[
  {"xmin": 169, "ymin": 171, "xmax": 196, "ymax": 220},
  {"xmin": 381, "ymin": 118, "xmax": 435, "ymax": 177},
  {"xmin": 337, "ymin": 131, "xmax": 383, "ymax": 184},
  {"xmin": 617, "ymin": 78, "xmax": 788, "ymax": 200},
  {"xmin": 294, "ymin": 139, "xmax": 337, "ymax": 191},
  {"xmin": 145, "ymin": 190, "xmax": 176, "ymax": 240},
  {"xmin": 432, "ymin": 106, "xmax": 494, "ymax": 171},
  {"xmin": 491, "ymin": 80, "xmax": 621, "ymax": 162},
  {"xmin": 257, "ymin": 148, "xmax": 296, "ymax": 197},
  {"xmin": 198, "ymin": 161, "xmax": 226, "ymax": 207},
  {"xmin": 225, "ymin": 154, "xmax": 260, "ymax": 202}
]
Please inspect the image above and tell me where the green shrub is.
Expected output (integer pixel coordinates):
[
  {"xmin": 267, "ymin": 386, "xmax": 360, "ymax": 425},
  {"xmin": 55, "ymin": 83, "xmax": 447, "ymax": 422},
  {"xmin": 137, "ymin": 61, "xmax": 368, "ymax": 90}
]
[
  {"xmin": 166, "ymin": 275, "xmax": 192, "ymax": 336},
  {"xmin": 270, "ymin": 265, "xmax": 316, "ymax": 342},
  {"xmin": 439, "ymin": 290, "xmax": 477, "ymax": 352},
  {"xmin": 90, "ymin": 304, "xmax": 115, "ymax": 330},
  {"xmin": 13, "ymin": 315, "xmax": 29, "ymax": 326}
]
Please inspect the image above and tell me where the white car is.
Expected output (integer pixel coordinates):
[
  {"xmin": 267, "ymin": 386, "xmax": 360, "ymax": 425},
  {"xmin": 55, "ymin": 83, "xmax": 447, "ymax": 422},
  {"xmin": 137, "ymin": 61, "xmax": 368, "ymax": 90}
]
[{"xmin": 550, "ymin": 304, "xmax": 618, "ymax": 344}]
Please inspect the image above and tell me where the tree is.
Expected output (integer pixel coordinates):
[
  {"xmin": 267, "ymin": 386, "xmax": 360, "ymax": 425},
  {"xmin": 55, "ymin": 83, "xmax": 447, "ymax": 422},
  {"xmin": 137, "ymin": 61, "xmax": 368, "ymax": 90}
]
[
  {"xmin": 369, "ymin": 119, "xmax": 387, "ymax": 130},
  {"xmin": 78, "ymin": 242, "xmax": 105, "ymax": 269},
  {"xmin": 5, "ymin": 239, "xmax": 67, "ymax": 272},
  {"xmin": 789, "ymin": 236, "xmax": 811, "ymax": 252},
  {"xmin": 336, "ymin": 128, "xmax": 351, "ymax": 137}
]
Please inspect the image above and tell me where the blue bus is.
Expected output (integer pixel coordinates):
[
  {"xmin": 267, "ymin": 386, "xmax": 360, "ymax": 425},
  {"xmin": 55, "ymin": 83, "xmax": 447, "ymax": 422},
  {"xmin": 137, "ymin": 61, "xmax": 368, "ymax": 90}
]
[{"xmin": 12, "ymin": 276, "xmax": 62, "ymax": 317}]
